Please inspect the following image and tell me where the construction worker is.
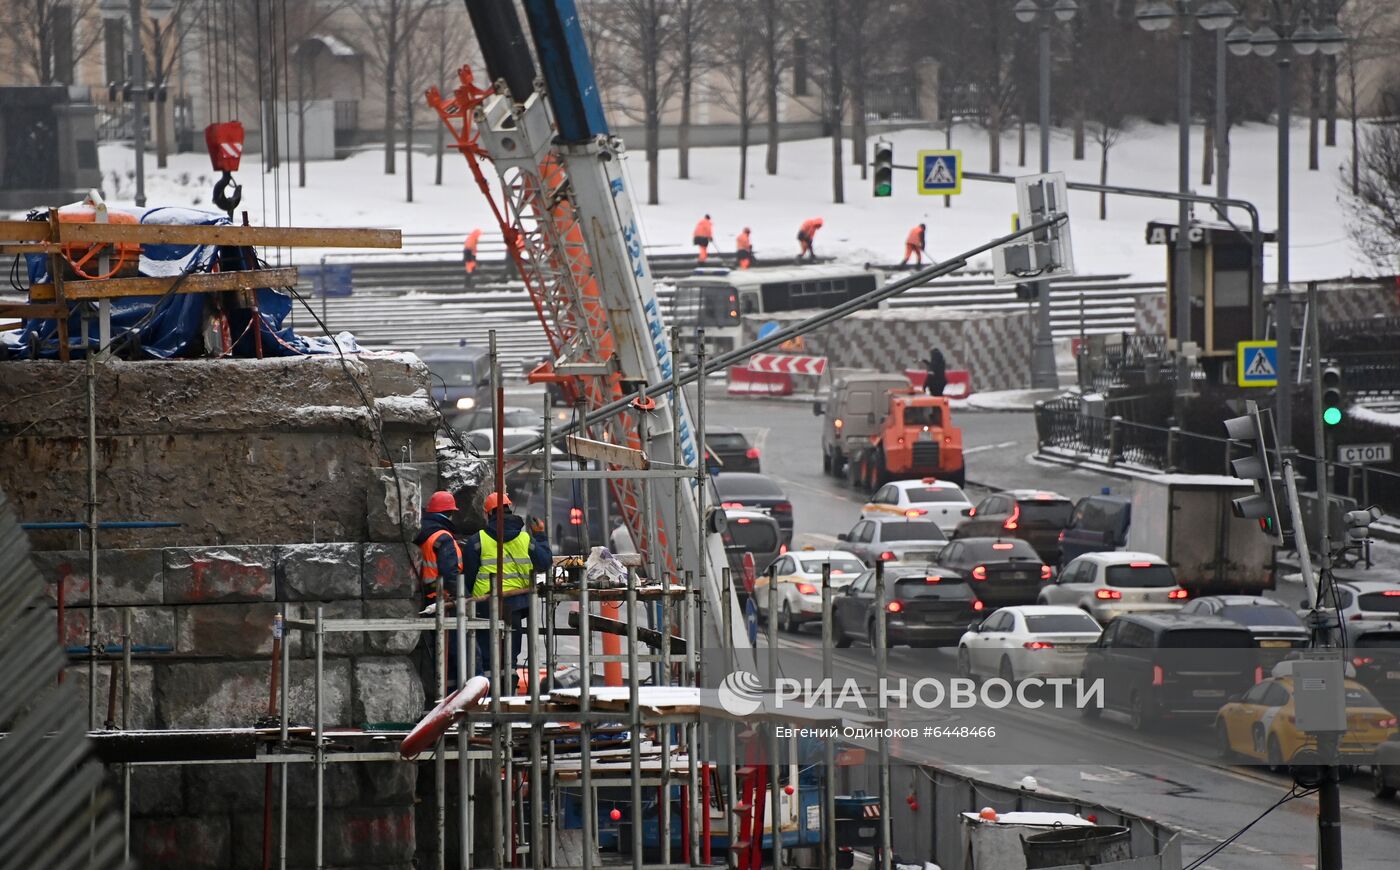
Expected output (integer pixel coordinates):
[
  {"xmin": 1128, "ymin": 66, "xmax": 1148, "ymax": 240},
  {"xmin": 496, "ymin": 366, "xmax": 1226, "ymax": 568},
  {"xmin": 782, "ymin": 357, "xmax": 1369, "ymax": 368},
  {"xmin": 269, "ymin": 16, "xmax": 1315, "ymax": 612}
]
[
  {"xmin": 692, "ymin": 214, "xmax": 715, "ymax": 263},
  {"xmin": 462, "ymin": 228, "xmax": 481, "ymax": 288},
  {"xmin": 735, "ymin": 226, "xmax": 754, "ymax": 269},
  {"xmin": 415, "ymin": 490, "xmax": 465, "ymax": 688},
  {"xmin": 464, "ymin": 491, "xmax": 552, "ymax": 690},
  {"xmin": 797, "ymin": 217, "xmax": 823, "ymax": 261},
  {"xmin": 901, "ymin": 223, "xmax": 927, "ymax": 266}
]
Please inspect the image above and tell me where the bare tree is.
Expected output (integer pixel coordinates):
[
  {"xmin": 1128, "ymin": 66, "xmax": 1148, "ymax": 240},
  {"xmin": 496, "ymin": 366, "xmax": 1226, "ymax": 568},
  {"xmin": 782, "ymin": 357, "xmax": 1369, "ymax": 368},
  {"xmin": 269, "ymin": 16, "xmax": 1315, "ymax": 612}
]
[
  {"xmin": 1342, "ymin": 109, "xmax": 1400, "ymax": 268},
  {"xmin": 674, "ymin": 0, "xmax": 716, "ymax": 180},
  {"xmin": 606, "ymin": 0, "xmax": 680, "ymax": 205},
  {"xmin": 760, "ymin": 0, "xmax": 785, "ymax": 175},
  {"xmin": 1338, "ymin": 0, "xmax": 1399, "ymax": 193},
  {"xmin": 708, "ymin": 0, "xmax": 765, "ymax": 198},
  {"xmin": 147, "ymin": 0, "xmax": 201, "ymax": 169},
  {"xmin": 424, "ymin": 4, "xmax": 475, "ymax": 186},
  {"xmin": 6, "ymin": 0, "xmax": 102, "ymax": 85},
  {"xmin": 928, "ymin": 0, "xmax": 1018, "ymax": 174},
  {"xmin": 353, "ymin": 0, "xmax": 438, "ymax": 176}
]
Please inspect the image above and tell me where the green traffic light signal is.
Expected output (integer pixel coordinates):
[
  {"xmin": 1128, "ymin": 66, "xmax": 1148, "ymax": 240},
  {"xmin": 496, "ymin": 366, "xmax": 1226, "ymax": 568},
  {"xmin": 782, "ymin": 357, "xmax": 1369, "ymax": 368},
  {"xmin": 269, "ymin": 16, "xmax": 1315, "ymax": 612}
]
[
  {"xmin": 875, "ymin": 180, "xmax": 892, "ymax": 197},
  {"xmin": 1323, "ymin": 406, "xmax": 1342, "ymax": 426}
]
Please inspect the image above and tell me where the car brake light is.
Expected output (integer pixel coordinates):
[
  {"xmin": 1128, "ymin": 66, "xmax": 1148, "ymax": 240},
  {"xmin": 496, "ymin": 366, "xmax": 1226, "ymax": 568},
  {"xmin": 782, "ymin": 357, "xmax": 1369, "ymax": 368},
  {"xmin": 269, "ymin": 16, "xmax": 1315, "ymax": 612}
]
[
  {"xmin": 944, "ymin": 435, "xmax": 952, "ymax": 444},
  {"xmin": 1168, "ymin": 589, "xmax": 1189, "ymax": 600},
  {"xmin": 971, "ymin": 565, "xmax": 988, "ymax": 580},
  {"xmin": 1129, "ymin": 561, "xmax": 1153, "ymax": 568},
  {"xmin": 992, "ymin": 542, "xmax": 1014, "ymax": 550},
  {"xmin": 1379, "ymin": 717, "xmax": 1398, "ymax": 728},
  {"xmin": 972, "ymin": 599, "xmax": 985, "ymax": 611},
  {"xmin": 922, "ymin": 477, "xmax": 936, "ymax": 484},
  {"xmin": 772, "ymin": 502, "xmax": 792, "ymax": 514},
  {"xmin": 721, "ymin": 502, "xmax": 743, "ymax": 509},
  {"xmin": 736, "ymin": 518, "xmax": 751, "ymax": 524},
  {"xmin": 1354, "ymin": 656, "xmax": 1375, "ymax": 667},
  {"xmin": 1023, "ymin": 641, "xmax": 1055, "ymax": 650},
  {"xmin": 905, "ymin": 509, "xmax": 927, "ymax": 517},
  {"xmin": 1152, "ymin": 665, "xmax": 1164, "ymax": 687},
  {"xmin": 1035, "ymin": 493, "xmax": 1054, "ymax": 500},
  {"xmin": 1254, "ymin": 666, "xmax": 1264, "ymax": 684},
  {"xmin": 834, "ymin": 418, "xmax": 843, "ymax": 429},
  {"xmin": 569, "ymin": 507, "xmax": 584, "ymax": 525},
  {"xmin": 1095, "ymin": 589, "xmax": 1122, "ymax": 600},
  {"xmin": 1385, "ymin": 591, "xmax": 1400, "ymax": 597},
  {"xmin": 1003, "ymin": 504, "xmax": 1020, "ymax": 531},
  {"xmin": 1058, "ymin": 530, "xmax": 1066, "ymax": 542},
  {"xmin": 779, "ymin": 544, "xmax": 788, "ymax": 554},
  {"xmin": 796, "ymin": 583, "xmax": 817, "ymax": 595},
  {"xmin": 1040, "ymin": 564, "xmax": 1053, "ymax": 580},
  {"xmin": 886, "ymin": 600, "xmax": 903, "ymax": 613},
  {"xmin": 967, "ymin": 507, "xmax": 976, "ymax": 517},
  {"xmin": 925, "ymin": 576, "xmax": 941, "ymax": 583},
  {"xmin": 879, "ymin": 551, "xmax": 897, "ymax": 561}
]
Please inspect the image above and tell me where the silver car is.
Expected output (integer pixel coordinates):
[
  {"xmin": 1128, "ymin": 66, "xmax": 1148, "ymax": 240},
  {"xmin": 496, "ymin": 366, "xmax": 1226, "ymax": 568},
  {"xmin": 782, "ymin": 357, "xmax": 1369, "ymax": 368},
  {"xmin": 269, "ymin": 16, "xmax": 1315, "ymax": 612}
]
[
  {"xmin": 838, "ymin": 515, "xmax": 948, "ymax": 566},
  {"xmin": 1037, "ymin": 551, "xmax": 1188, "ymax": 621}
]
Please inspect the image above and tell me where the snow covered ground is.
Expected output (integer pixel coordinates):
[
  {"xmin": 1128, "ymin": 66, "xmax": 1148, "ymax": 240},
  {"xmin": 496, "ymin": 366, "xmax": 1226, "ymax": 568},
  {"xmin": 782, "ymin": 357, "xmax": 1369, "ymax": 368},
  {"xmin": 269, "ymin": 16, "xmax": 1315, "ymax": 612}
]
[{"xmin": 91, "ymin": 118, "xmax": 1368, "ymax": 282}]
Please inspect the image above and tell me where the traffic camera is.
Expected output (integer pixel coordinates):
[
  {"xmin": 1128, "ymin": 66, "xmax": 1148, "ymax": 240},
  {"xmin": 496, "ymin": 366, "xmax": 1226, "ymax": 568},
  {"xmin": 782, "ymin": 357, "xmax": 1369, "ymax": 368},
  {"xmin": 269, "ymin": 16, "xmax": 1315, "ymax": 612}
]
[
  {"xmin": 994, "ymin": 172, "xmax": 1075, "ymax": 284},
  {"xmin": 1344, "ymin": 506, "xmax": 1383, "ymax": 542},
  {"xmin": 873, "ymin": 141, "xmax": 894, "ymax": 198},
  {"xmin": 1321, "ymin": 361, "xmax": 1344, "ymax": 426},
  {"xmin": 1224, "ymin": 402, "xmax": 1287, "ymax": 545}
]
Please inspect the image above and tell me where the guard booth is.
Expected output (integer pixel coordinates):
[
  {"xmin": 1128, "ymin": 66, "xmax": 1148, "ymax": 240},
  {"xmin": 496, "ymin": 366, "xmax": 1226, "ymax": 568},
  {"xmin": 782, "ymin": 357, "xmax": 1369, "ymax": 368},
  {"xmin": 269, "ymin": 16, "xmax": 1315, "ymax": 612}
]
[{"xmin": 1145, "ymin": 219, "xmax": 1276, "ymax": 381}]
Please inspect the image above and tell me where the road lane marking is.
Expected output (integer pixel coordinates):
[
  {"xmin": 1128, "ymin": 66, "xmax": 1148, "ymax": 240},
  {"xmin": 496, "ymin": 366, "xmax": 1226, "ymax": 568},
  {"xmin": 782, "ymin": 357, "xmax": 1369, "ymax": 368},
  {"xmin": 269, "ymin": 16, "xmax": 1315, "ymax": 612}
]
[{"xmin": 963, "ymin": 440, "xmax": 1018, "ymax": 456}]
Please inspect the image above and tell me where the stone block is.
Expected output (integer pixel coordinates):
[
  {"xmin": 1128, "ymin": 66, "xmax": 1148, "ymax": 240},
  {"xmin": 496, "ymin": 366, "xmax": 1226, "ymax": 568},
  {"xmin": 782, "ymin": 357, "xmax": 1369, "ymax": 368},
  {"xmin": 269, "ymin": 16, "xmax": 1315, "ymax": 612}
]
[
  {"xmin": 352, "ymin": 658, "xmax": 424, "ymax": 726},
  {"xmin": 33, "ymin": 548, "xmax": 164, "ymax": 606},
  {"xmin": 367, "ymin": 465, "xmax": 421, "ymax": 543},
  {"xmin": 325, "ymin": 806, "xmax": 416, "ymax": 867},
  {"xmin": 164, "ymin": 546, "xmax": 277, "ymax": 604},
  {"xmin": 156, "ymin": 659, "xmax": 351, "ymax": 729},
  {"xmin": 183, "ymin": 762, "xmax": 267, "ymax": 813},
  {"xmin": 361, "ymin": 543, "xmax": 420, "ymax": 600},
  {"xmin": 278, "ymin": 542, "xmax": 361, "ymax": 601},
  {"xmin": 363, "ymin": 599, "xmax": 422, "ymax": 656},
  {"xmin": 175, "ymin": 603, "xmax": 281, "ymax": 657},
  {"xmin": 355, "ymin": 761, "xmax": 417, "ymax": 807},
  {"xmin": 126, "ymin": 765, "xmax": 183, "ymax": 817},
  {"xmin": 133, "ymin": 815, "xmax": 231, "ymax": 870},
  {"xmin": 61, "ymin": 661, "xmax": 157, "ymax": 729},
  {"xmin": 291, "ymin": 600, "xmax": 363, "ymax": 657},
  {"xmin": 361, "ymin": 352, "xmax": 431, "ymax": 400},
  {"xmin": 61, "ymin": 606, "xmax": 175, "ymax": 653}
]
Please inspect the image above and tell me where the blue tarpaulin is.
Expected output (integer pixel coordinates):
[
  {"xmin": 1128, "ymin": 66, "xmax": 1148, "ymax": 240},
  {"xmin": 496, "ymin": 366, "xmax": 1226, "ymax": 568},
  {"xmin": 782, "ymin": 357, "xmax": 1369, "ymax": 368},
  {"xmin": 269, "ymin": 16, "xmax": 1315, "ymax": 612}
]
[{"xmin": 1, "ymin": 204, "xmax": 356, "ymax": 360}]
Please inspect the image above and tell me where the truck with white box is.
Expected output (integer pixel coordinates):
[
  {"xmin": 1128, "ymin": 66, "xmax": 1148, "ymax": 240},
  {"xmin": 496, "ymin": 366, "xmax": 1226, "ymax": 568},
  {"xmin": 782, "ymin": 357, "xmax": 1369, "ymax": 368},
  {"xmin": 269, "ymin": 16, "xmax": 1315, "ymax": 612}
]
[{"xmin": 1127, "ymin": 474, "xmax": 1275, "ymax": 595}]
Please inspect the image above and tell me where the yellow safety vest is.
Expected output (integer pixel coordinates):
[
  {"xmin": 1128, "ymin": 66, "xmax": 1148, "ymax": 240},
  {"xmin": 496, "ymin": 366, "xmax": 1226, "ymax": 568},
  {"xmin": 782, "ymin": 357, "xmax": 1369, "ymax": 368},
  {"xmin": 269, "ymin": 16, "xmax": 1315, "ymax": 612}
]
[{"xmin": 474, "ymin": 529, "xmax": 535, "ymax": 598}]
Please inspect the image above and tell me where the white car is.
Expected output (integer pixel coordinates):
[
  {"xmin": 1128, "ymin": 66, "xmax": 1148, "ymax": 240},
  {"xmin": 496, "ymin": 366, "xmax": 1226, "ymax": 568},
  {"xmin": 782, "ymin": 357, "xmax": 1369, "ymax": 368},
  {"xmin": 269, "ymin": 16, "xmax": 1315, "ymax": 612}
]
[
  {"xmin": 1037, "ymin": 552, "xmax": 1188, "ymax": 622},
  {"xmin": 1334, "ymin": 580, "xmax": 1400, "ymax": 623},
  {"xmin": 753, "ymin": 549, "xmax": 866, "ymax": 632},
  {"xmin": 465, "ymin": 427, "xmax": 558, "ymax": 456},
  {"xmin": 957, "ymin": 605, "xmax": 1103, "ymax": 681},
  {"xmin": 861, "ymin": 479, "xmax": 974, "ymax": 533}
]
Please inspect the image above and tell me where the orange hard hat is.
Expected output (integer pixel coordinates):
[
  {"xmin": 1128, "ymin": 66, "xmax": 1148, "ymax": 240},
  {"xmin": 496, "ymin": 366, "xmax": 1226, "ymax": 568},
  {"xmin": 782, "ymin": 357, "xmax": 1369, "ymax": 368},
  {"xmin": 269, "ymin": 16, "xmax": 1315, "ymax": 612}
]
[
  {"xmin": 814, "ymin": 218, "xmax": 824, "ymax": 226},
  {"xmin": 427, "ymin": 491, "xmax": 458, "ymax": 512},
  {"xmin": 483, "ymin": 491, "xmax": 512, "ymax": 512}
]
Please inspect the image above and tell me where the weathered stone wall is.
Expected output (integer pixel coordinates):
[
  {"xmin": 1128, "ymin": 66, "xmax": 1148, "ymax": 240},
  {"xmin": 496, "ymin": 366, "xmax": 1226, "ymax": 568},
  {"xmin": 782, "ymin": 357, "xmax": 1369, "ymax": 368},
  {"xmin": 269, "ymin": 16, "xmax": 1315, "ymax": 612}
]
[{"xmin": 0, "ymin": 353, "xmax": 473, "ymax": 869}]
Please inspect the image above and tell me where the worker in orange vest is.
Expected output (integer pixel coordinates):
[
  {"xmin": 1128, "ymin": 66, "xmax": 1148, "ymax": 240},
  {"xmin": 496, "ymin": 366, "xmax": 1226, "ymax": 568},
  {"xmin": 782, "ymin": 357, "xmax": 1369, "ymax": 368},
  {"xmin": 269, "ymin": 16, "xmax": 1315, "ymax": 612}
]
[
  {"xmin": 462, "ymin": 229, "xmax": 481, "ymax": 287},
  {"xmin": 735, "ymin": 227, "xmax": 754, "ymax": 269},
  {"xmin": 693, "ymin": 214, "xmax": 715, "ymax": 263},
  {"xmin": 797, "ymin": 217, "xmax": 823, "ymax": 261},
  {"xmin": 415, "ymin": 490, "xmax": 464, "ymax": 684},
  {"xmin": 901, "ymin": 223, "xmax": 927, "ymax": 266}
]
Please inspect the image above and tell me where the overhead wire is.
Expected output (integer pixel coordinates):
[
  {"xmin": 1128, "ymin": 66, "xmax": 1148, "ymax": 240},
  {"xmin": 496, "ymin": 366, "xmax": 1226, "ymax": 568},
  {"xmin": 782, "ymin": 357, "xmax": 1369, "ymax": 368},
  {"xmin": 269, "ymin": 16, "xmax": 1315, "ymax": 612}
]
[{"xmin": 1182, "ymin": 785, "xmax": 1315, "ymax": 870}]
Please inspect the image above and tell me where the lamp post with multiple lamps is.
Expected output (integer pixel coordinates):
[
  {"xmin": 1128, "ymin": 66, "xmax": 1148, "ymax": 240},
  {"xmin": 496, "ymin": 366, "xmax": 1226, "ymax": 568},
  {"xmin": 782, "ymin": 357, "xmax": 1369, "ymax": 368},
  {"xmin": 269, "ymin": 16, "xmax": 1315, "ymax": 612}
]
[
  {"xmin": 99, "ymin": 0, "xmax": 175, "ymax": 208},
  {"xmin": 1134, "ymin": 1, "xmax": 1239, "ymax": 390},
  {"xmin": 1013, "ymin": 0, "xmax": 1079, "ymax": 390},
  {"xmin": 1225, "ymin": 3, "xmax": 1345, "ymax": 451}
]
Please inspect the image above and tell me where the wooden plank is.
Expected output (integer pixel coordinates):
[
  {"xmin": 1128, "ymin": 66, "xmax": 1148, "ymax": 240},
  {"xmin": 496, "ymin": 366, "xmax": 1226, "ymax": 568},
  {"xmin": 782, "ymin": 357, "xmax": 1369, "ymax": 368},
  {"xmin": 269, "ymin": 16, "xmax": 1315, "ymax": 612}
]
[
  {"xmin": 0, "ymin": 243, "xmax": 56, "ymax": 255},
  {"xmin": 28, "ymin": 268, "xmax": 299, "ymax": 302},
  {"xmin": 58, "ymin": 223, "xmax": 401, "ymax": 249},
  {"xmin": 565, "ymin": 434, "xmax": 650, "ymax": 469},
  {"xmin": 0, "ymin": 221, "xmax": 51, "ymax": 242},
  {"xmin": 0, "ymin": 303, "xmax": 66, "ymax": 318}
]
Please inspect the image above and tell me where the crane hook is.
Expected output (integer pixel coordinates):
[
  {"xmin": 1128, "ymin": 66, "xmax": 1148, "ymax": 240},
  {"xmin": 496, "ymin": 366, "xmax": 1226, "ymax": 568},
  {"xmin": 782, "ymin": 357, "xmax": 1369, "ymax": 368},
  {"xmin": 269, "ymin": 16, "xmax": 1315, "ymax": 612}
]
[{"xmin": 213, "ymin": 171, "xmax": 242, "ymax": 219}]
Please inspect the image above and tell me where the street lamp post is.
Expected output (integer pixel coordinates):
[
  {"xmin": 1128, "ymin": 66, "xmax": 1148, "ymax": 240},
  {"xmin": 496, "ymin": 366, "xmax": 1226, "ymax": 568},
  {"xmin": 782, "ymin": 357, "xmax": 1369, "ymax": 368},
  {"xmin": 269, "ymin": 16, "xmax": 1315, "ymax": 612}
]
[
  {"xmin": 1135, "ymin": 1, "xmax": 1238, "ymax": 391},
  {"xmin": 100, "ymin": 0, "xmax": 174, "ymax": 208},
  {"xmin": 1226, "ymin": 3, "xmax": 1345, "ymax": 452},
  {"xmin": 1013, "ymin": 0, "xmax": 1078, "ymax": 391}
]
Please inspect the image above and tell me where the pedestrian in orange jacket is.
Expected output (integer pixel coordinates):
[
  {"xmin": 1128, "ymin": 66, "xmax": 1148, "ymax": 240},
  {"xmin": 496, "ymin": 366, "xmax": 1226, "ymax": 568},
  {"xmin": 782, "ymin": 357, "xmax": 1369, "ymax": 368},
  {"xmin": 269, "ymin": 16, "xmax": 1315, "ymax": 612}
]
[
  {"xmin": 797, "ymin": 217, "xmax": 823, "ymax": 261},
  {"xmin": 901, "ymin": 223, "xmax": 927, "ymax": 266},
  {"xmin": 462, "ymin": 229, "xmax": 481, "ymax": 287},
  {"xmin": 735, "ymin": 227, "xmax": 754, "ymax": 269},
  {"xmin": 693, "ymin": 214, "xmax": 714, "ymax": 263}
]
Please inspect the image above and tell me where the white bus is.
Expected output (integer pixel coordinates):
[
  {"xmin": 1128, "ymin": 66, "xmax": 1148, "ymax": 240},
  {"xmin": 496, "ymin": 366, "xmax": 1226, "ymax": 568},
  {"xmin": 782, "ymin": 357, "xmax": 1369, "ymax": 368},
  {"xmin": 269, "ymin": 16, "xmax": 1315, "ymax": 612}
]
[{"xmin": 667, "ymin": 264, "xmax": 884, "ymax": 356}]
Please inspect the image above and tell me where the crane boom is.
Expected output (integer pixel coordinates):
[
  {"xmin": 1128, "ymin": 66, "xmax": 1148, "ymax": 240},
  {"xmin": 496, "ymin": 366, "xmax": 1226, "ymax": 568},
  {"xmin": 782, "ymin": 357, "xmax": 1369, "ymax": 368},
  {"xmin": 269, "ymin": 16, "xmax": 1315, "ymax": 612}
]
[{"xmin": 433, "ymin": 0, "xmax": 746, "ymax": 652}]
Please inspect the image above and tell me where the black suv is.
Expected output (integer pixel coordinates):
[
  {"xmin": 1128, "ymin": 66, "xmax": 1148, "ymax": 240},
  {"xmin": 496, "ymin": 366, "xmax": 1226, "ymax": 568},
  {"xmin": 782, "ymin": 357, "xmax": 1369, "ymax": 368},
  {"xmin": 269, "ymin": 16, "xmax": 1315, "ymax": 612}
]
[
  {"xmin": 954, "ymin": 490, "xmax": 1074, "ymax": 566},
  {"xmin": 1080, "ymin": 613, "xmax": 1259, "ymax": 731},
  {"xmin": 1057, "ymin": 494, "xmax": 1131, "ymax": 566},
  {"xmin": 705, "ymin": 426, "xmax": 761, "ymax": 473}
]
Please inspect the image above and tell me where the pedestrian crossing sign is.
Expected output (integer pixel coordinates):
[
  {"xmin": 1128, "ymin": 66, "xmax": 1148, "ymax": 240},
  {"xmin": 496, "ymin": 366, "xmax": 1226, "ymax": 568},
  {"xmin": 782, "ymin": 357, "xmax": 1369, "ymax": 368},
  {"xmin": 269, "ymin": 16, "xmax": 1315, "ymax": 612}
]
[
  {"xmin": 1237, "ymin": 340, "xmax": 1278, "ymax": 387},
  {"xmin": 918, "ymin": 150, "xmax": 962, "ymax": 196}
]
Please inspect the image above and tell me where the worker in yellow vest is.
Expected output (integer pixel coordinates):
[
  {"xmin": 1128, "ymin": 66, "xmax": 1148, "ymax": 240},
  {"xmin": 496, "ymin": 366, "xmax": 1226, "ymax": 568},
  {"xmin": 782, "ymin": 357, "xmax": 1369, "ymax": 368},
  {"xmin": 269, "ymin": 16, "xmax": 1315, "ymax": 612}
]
[{"xmin": 463, "ymin": 491, "xmax": 552, "ymax": 690}]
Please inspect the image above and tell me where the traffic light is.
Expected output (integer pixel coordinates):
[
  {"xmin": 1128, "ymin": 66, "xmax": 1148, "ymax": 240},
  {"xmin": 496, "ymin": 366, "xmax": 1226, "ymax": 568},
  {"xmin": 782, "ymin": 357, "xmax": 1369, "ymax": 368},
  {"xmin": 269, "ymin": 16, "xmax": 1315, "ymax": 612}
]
[
  {"xmin": 1224, "ymin": 402, "xmax": 1285, "ymax": 545},
  {"xmin": 1014, "ymin": 282, "xmax": 1038, "ymax": 301},
  {"xmin": 873, "ymin": 140, "xmax": 893, "ymax": 197},
  {"xmin": 1321, "ymin": 361, "xmax": 1344, "ymax": 426}
]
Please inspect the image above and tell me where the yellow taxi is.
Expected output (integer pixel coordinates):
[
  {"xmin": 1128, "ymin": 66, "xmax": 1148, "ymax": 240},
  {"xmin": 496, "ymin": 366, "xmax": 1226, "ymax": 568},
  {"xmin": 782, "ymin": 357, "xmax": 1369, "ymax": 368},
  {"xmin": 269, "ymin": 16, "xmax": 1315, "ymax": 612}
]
[{"xmin": 1214, "ymin": 675, "xmax": 1397, "ymax": 767}]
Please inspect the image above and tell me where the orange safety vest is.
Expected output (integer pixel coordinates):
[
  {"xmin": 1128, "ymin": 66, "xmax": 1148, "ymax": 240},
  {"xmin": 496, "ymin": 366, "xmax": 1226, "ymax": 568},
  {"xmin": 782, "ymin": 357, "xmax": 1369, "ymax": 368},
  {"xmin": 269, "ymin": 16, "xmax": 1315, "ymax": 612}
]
[
  {"xmin": 419, "ymin": 529, "xmax": 463, "ymax": 598},
  {"xmin": 736, "ymin": 230, "xmax": 751, "ymax": 251},
  {"xmin": 694, "ymin": 218, "xmax": 714, "ymax": 239},
  {"xmin": 906, "ymin": 226, "xmax": 924, "ymax": 247},
  {"xmin": 799, "ymin": 219, "xmax": 822, "ymax": 238}
]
